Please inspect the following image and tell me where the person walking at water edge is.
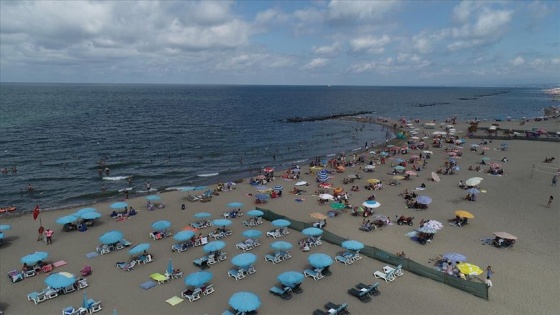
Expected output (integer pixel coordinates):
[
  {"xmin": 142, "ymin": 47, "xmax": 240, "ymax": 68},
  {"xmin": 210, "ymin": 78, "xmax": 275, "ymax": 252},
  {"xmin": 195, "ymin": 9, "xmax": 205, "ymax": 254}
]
[
  {"xmin": 486, "ymin": 266, "xmax": 494, "ymax": 287},
  {"xmin": 547, "ymin": 195, "xmax": 553, "ymax": 208}
]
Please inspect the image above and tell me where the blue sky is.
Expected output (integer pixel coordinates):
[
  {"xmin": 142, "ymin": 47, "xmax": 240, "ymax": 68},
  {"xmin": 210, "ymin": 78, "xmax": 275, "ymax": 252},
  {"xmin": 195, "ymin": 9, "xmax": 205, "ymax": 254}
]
[{"xmin": 1, "ymin": 0, "xmax": 558, "ymax": 86}]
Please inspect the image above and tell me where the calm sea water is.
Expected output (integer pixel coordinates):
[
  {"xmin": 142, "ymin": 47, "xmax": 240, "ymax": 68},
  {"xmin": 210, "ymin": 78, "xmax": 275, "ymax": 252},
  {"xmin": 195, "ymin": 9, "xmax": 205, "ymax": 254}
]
[{"xmin": 0, "ymin": 84, "xmax": 552, "ymax": 212}]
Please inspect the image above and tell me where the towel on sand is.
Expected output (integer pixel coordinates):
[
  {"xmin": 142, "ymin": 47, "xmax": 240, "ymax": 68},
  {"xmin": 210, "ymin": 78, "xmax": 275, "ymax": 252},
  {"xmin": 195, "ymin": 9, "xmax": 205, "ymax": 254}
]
[
  {"xmin": 86, "ymin": 252, "xmax": 99, "ymax": 259},
  {"xmin": 140, "ymin": 280, "xmax": 157, "ymax": 290},
  {"xmin": 166, "ymin": 296, "xmax": 184, "ymax": 306}
]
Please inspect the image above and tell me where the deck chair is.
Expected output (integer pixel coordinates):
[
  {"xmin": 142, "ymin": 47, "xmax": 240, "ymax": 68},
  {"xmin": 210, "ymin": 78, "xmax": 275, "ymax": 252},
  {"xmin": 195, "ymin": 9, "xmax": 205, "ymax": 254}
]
[
  {"xmin": 335, "ymin": 255, "xmax": 353, "ymax": 265},
  {"xmin": 62, "ymin": 306, "xmax": 79, "ymax": 315},
  {"xmin": 218, "ymin": 252, "xmax": 227, "ymax": 261},
  {"xmin": 97, "ymin": 245, "xmax": 110, "ymax": 255},
  {"xmin": 24, "ymin": 269, "xmax": 37, "ymax": 278},
  {"xmin": 172, "ymin": 243, "xmax": 188, "ymax": 252},
  {"xmin": 236, "ymin": 242, "xmax": 253, "ymax": 251},
  {"xmin": 62, "ymin": 284, "xmax": 76, "ymax": 294},
  {"xmin": 28, "ymin": 290, "xmax": 48, "ymax": 304},
  {"xmin": 77, "ymin": 278, "xmax": 89, "ymax": 290},
  {"xmin": 207, "ymin": 254, "xmax": 216, "ymax": 265},
  {"xmin": 243, "ymin": 265, "xmax": 256, "ymax": 275},
  {"xmin": 348, "ymin": 287, "xmax": 372, "ymax": 303},
  {"xmin": 270, "ymin": 286, "xmax": 292, "ymax": 300},
  {"xmin": 227, "ymin": 268, "xmax": 246, "ymax": 280},
  {"xmin": 373, "ymin": 268, "xmax": 395, "ymax": 282},
  {"xmin": 87, "ymin": 300, "xmax": 102, "ymax": 313},
  {"xmin": 304, "ymin": 269, "xmax": 324, "ymax": 281},
  {"xmin": 202, "ymin": 284, "xmax": 215, "ymax": 295},
  {"xmin": 265, "ymin": 253, "xmax": 282, "ymax": 264},
  {"xmin": 45, "ymin": 288, "xmax": 59, "ymax": 299},
  {"xmin": 279, "ymin": 251, "xmax": 291, "ymax": 260},
  {"xmin": 181, "ymin": 288, "xmax": 201, "ymax": 302},
  {"xmin": 151, "ymin": 273, "xmax": 170, "ymax": 284},
  {"xmin": 9, "ymin": 270, "xmax": 24, "ymax": 283},
  {"xmin": 383, "ymin": 264, "xmax": 404, "ymax": 277},
  {"xmin": 356, "ymin": 282, "xmax": 381, "ymax": 296}
]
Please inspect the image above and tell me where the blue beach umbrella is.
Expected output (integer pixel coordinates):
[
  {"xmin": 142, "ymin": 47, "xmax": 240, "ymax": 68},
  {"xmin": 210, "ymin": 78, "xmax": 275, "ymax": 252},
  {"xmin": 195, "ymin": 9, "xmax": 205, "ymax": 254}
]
[
  {"xmin": 21, "ymin": 251, "xmax": 49, "ymax": 265},
  {"xmin": 270, "ymin": 241, "xmax": 292, "ymax": 251},
  {"xmin": 467, "ymin": 188, "xmax": 480, "ymax": 195},
  {"xmin": 82, "ymin": 291, "xmax": 88, "ymax": 309},
  {"xmin": 247, "ymin": 210, "xmax": 264, "ymax": 217},
  {"xmin": 271, "ymin": 219, "xmax": 291, "ymax": 228},
  {"xmin": 45, "ymin": 271, "xmax": 76, "ymax": 289},
  {"xmin": 394, "ymin": 165, "xmax": 406, "ymax": 171},
  {"xmin": 56, "ymin": 215, "xmax": 78, "ymax": 225},
  {"xmin": 443, "ymin": 252, "xmax": 467, "ymax": 262},
  {"xmin": 145, "ymin": 195, "xmax": 161, "ymax": 201},
  {"xmin": 213, "ymin": 219, "xmax": 232, "ymax": 227},
  {"xmin": 75, "ymin": 208, "xmax": 96, "ymax": 216},
  {"xmin": 185, "ymin": 271, "xmax": 213, "ymax": 287},
  {"xmin": 128, "ymin": 243, "xmax": 150, "ymax": 255},
  {"xmin": 242, "ymin": 230, "xmax": 262, "ymax": 239},
  {"xmin": 110, "ymin": 202, "xmax": 128, "ymax": 209},
  {"xmin": 277, "ymin": 271, "xmax": 304, "ymax": 287},
  {"xmin": 317, "ymin": 173, "xmax": 329, "ymax": 182},
  {"xmin": 301, "ymin": 227, "xmax": 323, "ymax": 237},
  {"xmin": 417, "ymin": 196, "xmax": 432, "ymax": 205},
  {"xmin": 167, "ymin": 258, "xmax": 173, "ymax": 275},
  {"xmin": 255, "ymin": 193, "xmax": 269, "ymax": 200},
  {"xmin": 418, "ymin": 226, "xmax": 437, "ymax": 234},
  {"xmin": 308, "ymin": 253, "xmax": 333, "ymax": 268},
  {"xmin": 229, "ymin": 292, "xmax": 261, "ymax": 312},
  {"xmin": 80, "ymin": 212, "xmax": 102, "ymax": 220},
  {"xmin": 99, "ymin": 230, "xmax": 123, "ymax": 244},
  {"xmin": 174, "ymin": 230, "xmax": 195, "ymax": 242},
  {"xmin": 273, "ymin": 185, "xmax": 283, "ymax": 191},
  {"xmin": 0, "ymin": 224, "xmax": 12, "ymax": 231},
  {"xmin": 194, "ymin": 212, "xmax": 211, "ymax": 219},
  {"xmin": 151, "ymin": 220, "xmax": 171, "ymax": 231},
  {"xmin": 203, "ymin": 241, "xmax": 226, "ymax": 253},
  {"xmin": 228, "ymin": 202, "xmax": 244, "ymax": 208},
  {"xmin": 232, "ymin": 253, "xmax": 257, "ymax": 267},
  {"xmin": 362, "ymin": 200, "xmax": 381, "ymax": 209},
  {"xmin": 341, "ymin": 240, "xmax": 364, "ymax": 251}
]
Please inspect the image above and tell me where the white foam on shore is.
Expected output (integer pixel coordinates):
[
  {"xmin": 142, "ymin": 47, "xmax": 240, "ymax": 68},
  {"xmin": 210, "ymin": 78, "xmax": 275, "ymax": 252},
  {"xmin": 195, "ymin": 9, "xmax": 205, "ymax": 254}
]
[
  {"xmin": 102, "ymin": 176, "xmax": 128, "ymax": 181},
  {"xmin": 197, "ymin": 172, "xmax": 219, "ymax": 177}
]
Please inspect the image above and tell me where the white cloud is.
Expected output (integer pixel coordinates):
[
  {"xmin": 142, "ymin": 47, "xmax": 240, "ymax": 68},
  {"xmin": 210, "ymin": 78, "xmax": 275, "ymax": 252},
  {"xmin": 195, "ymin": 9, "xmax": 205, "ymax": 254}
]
[
  {"xmin": 216, "ymin": 53, "xmax": 295, "ymax": 71},
  {"xmin": 350, "ymin": 35, "xmax": 390, "ymax": 54},
  {"xmin": 551, "ymin": 57, "xmax": 560, "ymax": 65},
  {"xmin": 312, "ymin": 42, "xmax": 342, "ymax": 56},
  {"xmin": 301, "ymin": 58, "xmax": 329, "ymax": 70},
  {"xmin": 348, "ymin": 53, "xmax": 430, "ymax": 74},
  {"xmin": 327, "ymin": 0, "xmax": 399, "ymax": 23},
  {"xmin": 452, "ymin": 1, "xmax": 485, "ymax": 23},
  {"xmin": 510, "ymin": 56, "xmax": 525, "ymax": 66}
]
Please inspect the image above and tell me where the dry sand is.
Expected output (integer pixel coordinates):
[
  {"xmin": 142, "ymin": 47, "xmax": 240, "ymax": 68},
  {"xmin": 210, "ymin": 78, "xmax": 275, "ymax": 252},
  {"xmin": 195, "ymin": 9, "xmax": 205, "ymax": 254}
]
[{"xmin": 1, "ymin": 118, "xmax": 559, "ymax": 315}]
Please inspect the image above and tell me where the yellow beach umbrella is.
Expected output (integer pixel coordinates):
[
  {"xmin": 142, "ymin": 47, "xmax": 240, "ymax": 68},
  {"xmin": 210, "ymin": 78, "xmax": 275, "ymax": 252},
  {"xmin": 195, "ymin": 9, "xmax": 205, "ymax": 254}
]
[
  {"xmin": 310, "ymin": 212, "xmax": 328, "ymax": 220},
  {"xmin": 454, "ymin": 210, "xmax": 474, "ymax": 219},
  {"xmin": 367, "ymin": 179, "xmax": 380, "ymax": 184},
  {"xmin": 457, "ymin": 263, "xmax": 483, "ymax": 276}
]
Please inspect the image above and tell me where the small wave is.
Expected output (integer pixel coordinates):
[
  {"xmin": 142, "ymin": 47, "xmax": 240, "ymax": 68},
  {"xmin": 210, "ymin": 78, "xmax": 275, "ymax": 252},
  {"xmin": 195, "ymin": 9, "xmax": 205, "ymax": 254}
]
[
  {"xmin": 198, "ymin": 172, "xmax": 219, "ymax": 177},
  {"xmin": 326, "ymin": 153, "xmax": 336, "ymax": 157},
  {"xmin": 117, "ymin": 187, "xmax": 133, "ymax": 192},
  {"xmin": 352, "ymin": 147, "xmax": 362, "ymax": 151},
  {"xmin": 136, "ymin": 188, "xmax": 158, "ymax": 193},
  {"xmin": 165, "ymin": 187, "xmax": 186, "ymax": 191},
  {"xmin": 293, "ymin": 159, "xmax": 308, "ymax": 163},
  {"xmin": 102, "ymin": 176, "xmax": 129, "ymax": 181}
]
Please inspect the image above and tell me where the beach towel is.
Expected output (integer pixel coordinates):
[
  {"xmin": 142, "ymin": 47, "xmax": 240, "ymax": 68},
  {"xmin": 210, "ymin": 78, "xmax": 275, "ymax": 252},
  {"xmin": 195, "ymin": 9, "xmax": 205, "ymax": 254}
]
[
  {"xmin": 140, "ymin": 280, "xmax": 157, "ymax": 290},
  {"xmin": 115, "ymin": 217, "xmax": 128, "ymax": 222},
  {"xmin": 295, "ymin": 198, "xmax": 305, "ymax": 203},
  {"xmin": 415, "ymin": 187, "xmax": 426, "ymax": 191},
  {"xmin": 166, "ymin": 296, "xmax": 184, "ymax": 306},
  {"xmin": 86, "ymin": 252, "xmax": 99, "ymax": 259},
  {"xmin": 53, "ymin": 260, "xmax": 67, "ymax": 268}
]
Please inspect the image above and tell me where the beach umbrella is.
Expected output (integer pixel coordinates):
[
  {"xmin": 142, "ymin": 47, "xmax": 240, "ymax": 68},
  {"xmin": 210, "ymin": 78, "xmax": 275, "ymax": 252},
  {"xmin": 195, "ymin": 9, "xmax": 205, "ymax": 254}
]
[
  {"xmin": 80, "ymin": 212, "xmax": 102, "ymax": 220},
  {"xmin": 203, "ymin": 241, "xmax": 226, "ymax": 253},
  {"xmin": 110, "ymin": 202, "xmax": 128, "ymax": 209},
  {"xmin": 493, "ymin": 232, "xmax": 517, "ymax": 240},
  {"xmin": 242, "ymin": 230, "xmax": 262, "ymax": 239},
  {"xmin": 185, "ymin": 271, "xmax": 213, "ymax": 287},
  {"xmin": 302, "ymin": 227, "xmax": 323, "ymax": 236},
  {"xmin": 213, "ymin": 219, "xmax": 232, "ymax": 227},
  {"xmin": 431, "ymin": 172, "xmax": 440, "ymax": 182},
  {"xmin": 367, "ymin": 179, "xmax": 380, "ymax": 184},
  {"xmin": 308, "ymin": 253, "xmax": 333, "ymax": 268},
  {"xmin": 341, "ymin": 240, "xmax": 364, "ymax": 251},
  {"xmin": 232, "ymin": 253, "xmax": 257, "ymax": 267},
  {"xmin": 45, "ymin": 272, "xmax": 76, "ymax": 289},
  {"xmin": 319, "ymin": 193, "xmax": 334, "ymax": 200},
  {"xmin": 167, "ymin": 258, "xmax": 173, "ymax": 275},
  {"xmin": 228, "ymin": 202, "xmax": 244, "ymax": 208},
  {"xmin": 229, "ymin": 292, "xmax": 261, "ymax": 312},
  {"xmin": 174, "ymin": 230, "xmax": 195, "ymax": 242},
  {"xmin": 465, "ymin": 178, "xmax": 481, "ymax": 186},
  {"xmin": 247, "ymin": 210, "xmax": 264, "ymax": 217},
  {"xmin": 443, "ymin": 252, "xmax": 467, "ymax": 262},
  {"xmin": 277, "ymin": 271, "xmax": 304, "ymax": 287},
  {"xmin": 270, "ymin": 241, "xmax": 292, "ymax": 251},
  {"xmin": 423, "ymin": 220, "xmax": 443, "ymax": 230},
  {"xmin": 75, "ymin": 208, "xmax": 96, "ymax": 216},
  {"xmin": 362, "ymin": 200, "xmax": 381, "ymax": 209},
  {"xmin": 56, "ymin": 215, "xmax": 78, "ymax": 225},
  {"xmin": 194, "ymin": 212, "xmax": 212, "ymax": 219},
  {"xmin": 272, "ymin": 185, "xmax": 283, "ymax": 191},
  {"xmin": 317, "ymin": 173, "xmax": 329, "ymax": 182},
  {"xmin": 271, "ymin": 219, "xmax": 291, "ymax": 228},
  {"xmin": 255, "ymin": 193, "xmax": 269, "ymax": 200},
  {"xmin": 151, "ymin": 220, "xmax": 171, "ymax": 231},
  {"xmin": 0, "ymin": 224, "xmax": 12, "ymax": 231},
  {"xmin": 310, "ymin": 212, "xmax": 328, "ymax": 220},
  {"xmin": 82, "ymin": 291, "xmax": 88, "ymax": 309},
  {"xmin": 454, "ymin": 210, "xmax": 474, "ymax": 219},
  {"xmin": 457, "ymin": 263, "xmax": 483, "ymax": 276},
  {"xmin": 467, "ymin": 188, "xmax": 480, "ymax": 195},
  {"xmin": 99, "ymin": 230, "xmax": 123, "ymax": 244},
  {"xmin": 417, "ymin": 226, "xmax": 437, "ymax": 234},
  {"xmin": 330, "ymin": 202, "xmax": 345, "ymax": 210},
  {"xmin": 145, "ymin": 195, "xmax": 161, "ymax": 201},
  {"xmin": 128, "ymin": 243, "xmax": 150, "ymax": 255},
  {"xmin": 416, "ymin": 196, "xmax": 432, "ymax": 205},
  {"xmin": 295, "ymin": 181, "xmax": 308, "ymax": 186},
  {"xmin": 21, "ymin": 251, "xmax": 49, "ymax": 265}
]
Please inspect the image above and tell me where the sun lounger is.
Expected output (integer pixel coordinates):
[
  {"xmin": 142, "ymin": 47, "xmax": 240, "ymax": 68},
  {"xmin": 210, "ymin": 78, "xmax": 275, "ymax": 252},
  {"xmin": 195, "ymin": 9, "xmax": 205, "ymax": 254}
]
[
  {"xmin": 373, "ymin": 268, "xmax": 396, "ymax": 282},
  {"xmin": 8, "ymin": 270, "xmax": 24, "ymax": 283},
  {"xmin": 356, "ymin": 282, "xmax": 381, "ymax": 296},
  {"xmin": 77, "ymin": 278, "xmax": 89, "ymax": 290},
  {"xmin": 383, "ymin": 264, "xmax": 404, "ymax": 277},
  {"xmin": 86, "ymin": 299, "xmax": 102, "ymax": 313},
  {"xmin": 62, "ymin": 284, "xmax": 76, "ymax": 294},
  {"xmin": 236, "ymin": 242, "xmax": 253, "ymax": 251},
  {"xmin": 335, "ymin": 255, "xmax": 353, "ymax": 265},
  {"xmin": 45, "ymin": 288, "xmax": 59, "ymax": 299},
  {"xmin": 62, "ymin": 306, "xmax": 80, "ymax": 315},
  {"xmin": 227, "ymin": 268, "xmax": 246, "ymax": 280},
  {"xmin": 171, "ymin": 243, "xmax": 189, "ymax": 252},
  {"xmin": 265, "ymin": 253, "xmax": 282, "ymax": 264},
  {"xmin": 24, "ymin": 269, "xmax": 36, "ymax": 278},
  {"xmin": 151, "ymin": 273, "xmax": 170, "ymax": 284},
  {"xmin": 348, "ymin": 287, "xmax": 372, "ymax": 303},
  {"xmin": 270, "ymin": 286, "xmax": 292, "ymax": 300},
  {"xmin": 28, "ymin": 289, "xmax": 48, "ymax": 304},
  {"xmin": 304, "ymin": 269, "xmax": 324, "ymax": 281},
  {"xmin": 202, "ymin": 284, "xmax": 214, "ymax": 295},
  {"xmin": 181, "ymin": 288, "xmax": 201, "ymax": 302}
]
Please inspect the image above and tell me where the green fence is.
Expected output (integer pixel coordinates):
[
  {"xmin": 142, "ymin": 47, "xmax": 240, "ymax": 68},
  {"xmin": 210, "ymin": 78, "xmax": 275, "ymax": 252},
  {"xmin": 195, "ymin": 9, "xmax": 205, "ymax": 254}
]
[{"xmin": 257, "ymin": 207, "xmax": 489, "ymax": 300}]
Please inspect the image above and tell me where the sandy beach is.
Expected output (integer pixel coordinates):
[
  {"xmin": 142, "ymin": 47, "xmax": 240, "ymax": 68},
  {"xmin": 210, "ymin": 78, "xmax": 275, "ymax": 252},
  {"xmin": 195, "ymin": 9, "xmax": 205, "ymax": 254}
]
[{"xmin": 1, "ymin": 117, "xmax": 559, "ymax": 315}]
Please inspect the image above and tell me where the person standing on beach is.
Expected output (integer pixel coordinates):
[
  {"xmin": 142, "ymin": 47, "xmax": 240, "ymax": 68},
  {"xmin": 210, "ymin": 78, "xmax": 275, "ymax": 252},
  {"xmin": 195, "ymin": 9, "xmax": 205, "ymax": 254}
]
[
  {"xmin": 45, "ymin": 228, "xmax": 54, "ymax": 245},
  {"xmin": 486, "ymin": 266, "xmax": 494, "ymax": 287},
  {"xmin": 552, "ymin": 175, "xmax": 557, "ymax": 187},
  {"xmin": 547, "ymin": 195, "xmax": 553, "ymax": 208}
]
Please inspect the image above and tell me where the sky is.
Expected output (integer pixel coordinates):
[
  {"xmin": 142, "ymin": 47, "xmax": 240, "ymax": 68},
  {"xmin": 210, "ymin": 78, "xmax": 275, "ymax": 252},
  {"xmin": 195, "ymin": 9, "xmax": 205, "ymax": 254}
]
[{"xmin": 1, "ymin": 0, "xmax": 559, "ymax": 86}]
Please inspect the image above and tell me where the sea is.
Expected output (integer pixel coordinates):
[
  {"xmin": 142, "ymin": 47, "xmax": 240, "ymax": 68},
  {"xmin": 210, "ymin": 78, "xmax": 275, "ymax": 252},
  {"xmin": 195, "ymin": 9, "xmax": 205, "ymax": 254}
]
[{"xmin": 0, "ymin": 84, "xmax": 554, "ymax": 213}]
